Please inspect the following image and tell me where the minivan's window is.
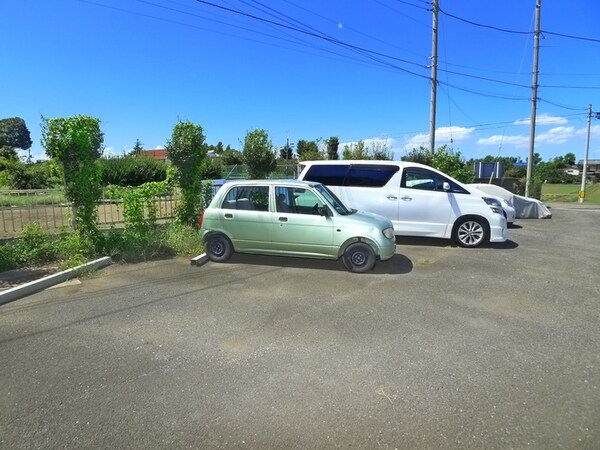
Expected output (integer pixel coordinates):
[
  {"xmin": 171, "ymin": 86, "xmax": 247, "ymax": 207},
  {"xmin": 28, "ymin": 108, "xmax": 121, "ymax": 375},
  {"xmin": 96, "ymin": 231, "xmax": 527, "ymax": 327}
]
[
  {"xmin": 346, "ymin": 165, "xmax": 399, "ymax": 187},
  {"xmin": 401, "ymin": 168, "xmax": 468, "ymax": 194},
  {"xmin": 304, "ymin": 165, "xmax": 349, "ymax": 186},
  {"xmin": 221, "ymin": 185, "xmax": 269, "ymax": 211},
  {"xmin": 314, "ymin": 184, "xmax": 352, "ymax": 215}
]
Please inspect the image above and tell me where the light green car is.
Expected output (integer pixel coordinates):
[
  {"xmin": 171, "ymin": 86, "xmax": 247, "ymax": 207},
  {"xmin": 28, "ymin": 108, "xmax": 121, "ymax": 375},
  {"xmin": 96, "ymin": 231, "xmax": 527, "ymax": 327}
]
[{"xmin": 199, "ymin": 180, "xmax": 396, "ymax": 272}]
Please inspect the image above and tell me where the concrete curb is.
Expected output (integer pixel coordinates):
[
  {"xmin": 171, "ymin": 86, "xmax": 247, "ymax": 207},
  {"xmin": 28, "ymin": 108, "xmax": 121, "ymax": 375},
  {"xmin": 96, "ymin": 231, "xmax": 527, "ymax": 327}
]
[
  {"xmin": 0, "ymin": 256, "xmax": 112, "ymax": 306},
  {"xmin": 190, "ymin": 253, "xmax": 209, "ymax": 266}
]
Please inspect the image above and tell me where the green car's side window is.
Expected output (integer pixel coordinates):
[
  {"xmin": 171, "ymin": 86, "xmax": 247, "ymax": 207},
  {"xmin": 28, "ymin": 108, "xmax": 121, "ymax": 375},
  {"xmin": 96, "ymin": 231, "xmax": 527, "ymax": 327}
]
[
  {"xmin": 221, "ymin": 186, "xmax": 269, "ymax": 211},
  {"xmin": 291, "ymin": 188, "xmax": 324, "ymax": 215}
]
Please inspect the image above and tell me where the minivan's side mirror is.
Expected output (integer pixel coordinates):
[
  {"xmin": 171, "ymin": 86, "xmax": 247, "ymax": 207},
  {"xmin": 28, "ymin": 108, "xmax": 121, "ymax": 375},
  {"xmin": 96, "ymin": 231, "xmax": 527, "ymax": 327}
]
[{"xmin": 442, "ymin": 182, "xmax": 451, "ymax": 192}]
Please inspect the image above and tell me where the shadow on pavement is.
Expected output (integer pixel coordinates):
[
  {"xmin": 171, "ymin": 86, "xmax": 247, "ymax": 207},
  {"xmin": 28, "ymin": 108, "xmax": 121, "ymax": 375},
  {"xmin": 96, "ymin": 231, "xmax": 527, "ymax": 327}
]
[
  {"xmin": 395, "ymin": 236, "xmax": 519, "ymax": 250},
  {"xmin": 224, "ymin": 252, "xmax": 413, "ymax": 275}
]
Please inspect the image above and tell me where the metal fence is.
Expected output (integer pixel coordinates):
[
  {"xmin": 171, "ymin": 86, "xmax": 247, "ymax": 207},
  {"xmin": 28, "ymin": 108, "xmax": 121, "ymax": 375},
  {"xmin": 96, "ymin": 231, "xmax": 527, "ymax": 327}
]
[{"xmin": 0, "ymin": 189, "xmax": 179, "ymax": 237}]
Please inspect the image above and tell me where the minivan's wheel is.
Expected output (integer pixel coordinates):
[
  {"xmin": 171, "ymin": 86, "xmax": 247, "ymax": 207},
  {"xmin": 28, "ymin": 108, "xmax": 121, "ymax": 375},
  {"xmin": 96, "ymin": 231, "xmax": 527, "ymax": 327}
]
[
  {"xmin": 453, "ymin": 218, "xmax": 489, "ymax": 248},
  {"xmin": 206, "ymin": 234, "xmax": 233, "ymax": 262},
  {"xmin": 343, "ymin": 242, "xmax": 376, "ymax": 273}
]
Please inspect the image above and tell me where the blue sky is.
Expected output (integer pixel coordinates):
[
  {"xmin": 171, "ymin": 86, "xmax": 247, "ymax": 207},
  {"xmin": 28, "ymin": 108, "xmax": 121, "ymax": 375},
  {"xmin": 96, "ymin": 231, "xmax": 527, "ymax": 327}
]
[{"xmin": 1, "ymin": 0, "xmax": 599, "ymax": 163}]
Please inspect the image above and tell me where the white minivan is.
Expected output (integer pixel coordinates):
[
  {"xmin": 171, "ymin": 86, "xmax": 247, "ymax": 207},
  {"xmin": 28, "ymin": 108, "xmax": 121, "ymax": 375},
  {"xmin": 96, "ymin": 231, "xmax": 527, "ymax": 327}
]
[{"xmin": 298, "ymin": 160, "xmax": 508, "ymax": 248}]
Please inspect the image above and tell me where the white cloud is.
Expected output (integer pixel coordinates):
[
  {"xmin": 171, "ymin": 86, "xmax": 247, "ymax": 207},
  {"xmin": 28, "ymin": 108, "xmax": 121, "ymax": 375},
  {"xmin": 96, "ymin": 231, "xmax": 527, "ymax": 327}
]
[
  {"xmin": 478, "ymin": 126, "xmax": 577, "ymax": 148},
  {"xmin": 514, "ymin": 113, "xmax": 568, "ymax": 126},
  {"xmin": 404, "ymin": 126, "xmax": 475, "ymax": 151},
  {"xmin": 102, "ymin": 147, "xmax": 115, "ymax": 158},
  {"xmin": 477, "ymin": 135, "xmax": 530, "ymax": 147},
  {"xmin": 536, "ymin": 126, "xmax": 575, "ymax": 145},
  {"xmin": 576, "ymin": 124, "xmax": 600, "ymax": 138}
]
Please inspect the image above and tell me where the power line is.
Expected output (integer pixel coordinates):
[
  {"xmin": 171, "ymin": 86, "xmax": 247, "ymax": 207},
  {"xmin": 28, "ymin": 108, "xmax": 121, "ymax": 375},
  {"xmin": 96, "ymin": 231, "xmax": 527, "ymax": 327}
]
[
  {"xmin": 80, "ymin": 0, "xmax": 597, "ymax": 109},
  {"xmin": 196, "ymin": 0, "xmax": 432, "ymax": 79},
  {"xmin": 438, "ymin": 6, "xmax": 532, "ymax": 35},
  {"xmin": 438, "ymin": 5, "xmax": 600, "ymax": 43}
]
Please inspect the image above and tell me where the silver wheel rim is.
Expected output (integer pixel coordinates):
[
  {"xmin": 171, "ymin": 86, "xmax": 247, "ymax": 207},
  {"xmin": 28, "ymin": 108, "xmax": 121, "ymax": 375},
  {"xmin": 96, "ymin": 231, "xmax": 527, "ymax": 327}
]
[{"xmin": 458, "ymin": 221, "xmax": 484, "ymax": 246}]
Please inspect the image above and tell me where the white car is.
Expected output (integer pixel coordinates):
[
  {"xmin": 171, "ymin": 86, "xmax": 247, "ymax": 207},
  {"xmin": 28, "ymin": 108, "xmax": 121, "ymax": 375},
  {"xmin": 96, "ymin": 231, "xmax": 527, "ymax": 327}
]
[
  {"xmin": 298, "ymin": 160, "xmax": 508, "ymax": 248},
  {"xmin": 468, "ymin": 183, "xmax": 551, "ymax": 219},
  {"xmin": 468, "ymin": 184, "xmax": 516, "ymax": 226}
]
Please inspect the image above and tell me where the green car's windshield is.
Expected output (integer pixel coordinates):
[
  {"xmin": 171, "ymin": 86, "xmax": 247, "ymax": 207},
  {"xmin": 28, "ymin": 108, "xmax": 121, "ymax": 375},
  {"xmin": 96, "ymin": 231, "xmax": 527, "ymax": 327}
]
[{"xmin": 314, "ymin": 183, "xmax": 354, "ymax": 215}]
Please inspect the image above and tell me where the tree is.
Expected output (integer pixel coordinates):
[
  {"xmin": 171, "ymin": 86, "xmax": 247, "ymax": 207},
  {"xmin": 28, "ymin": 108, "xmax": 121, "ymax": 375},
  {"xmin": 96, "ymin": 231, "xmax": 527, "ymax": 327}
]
[
  {"xmin": 343, "ymin": 140, "xmax": 370, "ymax": 160},
  {"xmin": 130, "ymin": 139, "xmax": 144, "ymax": 157},
  {"xmin": 564, "ymin": 152, "xmax": 576, "ymax": 166},
  {"xmin": 326, "ymin": 136, "xmax": 339, "ymax": 160},
  {"xmin": 279, "ymin": 142, "xmax": 294, "ymax": 160},
  {"xmin": 243, "ymin": 129, "xmax": 276, "ymax": 178},
  {"xmin": 42, "ymin": 115, "xmax": 104, "ymax": 237},
  {"xmin": 534, "ymin": 153, "xmax": 579, "ymax": 184},
  {"xmin": 429, "ymin": 145, "xmax": 473, "ymax": 183},
  {"xmin": 296, "ymin": 140, "xmax": 318, "ymax": 159},
  {"xmin": 166, "ymin": 121, "xmax": 207, "ymax": 225},
  {"xmin": 402, "ymin": 145, "xmax": 472, "ymax": 182},
  {"xmin": 371, "ymin": 141, "xmax": 393, "ymax": 160},
  {"xmin": 222, "ymin": 148, "xmax": 243, "ymax": 166},
  {"xmin": 0, "ymin": 117, "xmax": 32, "ymax": 161},
  {"xmin": 401, "ymin": 146, "xmax": 432, "ymax": 165}
]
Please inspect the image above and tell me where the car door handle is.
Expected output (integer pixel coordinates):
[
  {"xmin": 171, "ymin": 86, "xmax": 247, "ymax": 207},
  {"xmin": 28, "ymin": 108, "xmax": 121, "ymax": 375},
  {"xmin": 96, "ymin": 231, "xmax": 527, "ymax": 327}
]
[
  {"xmin": 401, "ymin": 196, "xmax": 412, "ymax": 201},
  {"xmin": 387, "ymin": 195, "xmax": 398, "ymax": 200},
  {"xmin": 224, "ymin": 213, "xmax": 233, "ymax": 218},
  {"xmin": 278, "ymin": 217, "xmax": 288, "ymax": 222}
]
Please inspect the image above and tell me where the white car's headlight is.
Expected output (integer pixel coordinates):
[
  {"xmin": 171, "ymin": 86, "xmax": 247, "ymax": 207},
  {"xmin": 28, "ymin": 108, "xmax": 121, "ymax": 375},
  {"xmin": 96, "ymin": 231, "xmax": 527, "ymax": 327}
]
[
  {"xmin": 383, "ymin": 227, "xmax": 395, "ymax": 240},
  {"xmin": 483, "ymin": 197, "xmax": 502, "ymax": 207}
]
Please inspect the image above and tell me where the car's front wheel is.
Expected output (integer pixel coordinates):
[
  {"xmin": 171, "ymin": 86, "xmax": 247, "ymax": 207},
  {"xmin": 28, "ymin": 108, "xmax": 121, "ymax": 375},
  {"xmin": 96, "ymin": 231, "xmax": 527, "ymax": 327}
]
[
  {"xmin": 453, "ymin": 217, "xmax": 489, "ymax": 248},
  {"xmin": 342, "ymin": 242, "xmax": 376, "ymax": 273},
  {"xmin": 206, "ymin": 234, "xmax": 233, "ymax": 262}
]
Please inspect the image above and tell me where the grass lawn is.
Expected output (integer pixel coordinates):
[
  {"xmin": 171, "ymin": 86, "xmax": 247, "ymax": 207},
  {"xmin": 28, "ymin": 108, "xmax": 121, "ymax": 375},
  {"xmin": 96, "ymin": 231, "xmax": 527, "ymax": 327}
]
[{"xmin": 541, "ymin": 183, "xmax": 600, "ymax": 204}]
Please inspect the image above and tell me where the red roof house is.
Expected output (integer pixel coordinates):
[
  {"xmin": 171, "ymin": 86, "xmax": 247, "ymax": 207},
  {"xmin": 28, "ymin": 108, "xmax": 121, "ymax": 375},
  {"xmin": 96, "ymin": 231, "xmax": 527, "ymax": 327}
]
[{"xmin": 142, "ymin": 148, "xmax": 167, "ymax": 161}]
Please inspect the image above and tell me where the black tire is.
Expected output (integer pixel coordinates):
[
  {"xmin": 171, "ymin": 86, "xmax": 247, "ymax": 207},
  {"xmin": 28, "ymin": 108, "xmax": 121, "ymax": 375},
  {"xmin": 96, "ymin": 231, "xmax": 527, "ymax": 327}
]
[
  {"xmin": 206, "ymin": 234, "xmax": 233, "ymax": 262},
  {"xmin": 452, "ymin": 217, "xmax": 489, "ymax": 248},
  {"xmin": 342, "ymin": 242, "xmax": 376, "ymax": 273}
]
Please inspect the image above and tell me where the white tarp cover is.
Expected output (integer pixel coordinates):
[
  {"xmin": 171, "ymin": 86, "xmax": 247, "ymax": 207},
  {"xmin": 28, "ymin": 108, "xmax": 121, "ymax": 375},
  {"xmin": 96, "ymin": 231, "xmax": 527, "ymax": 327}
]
[
  {"xmin": 513, "ymin": 195, "xmax": 552, "ymax": 219},
  {"xmin": 468, "ymin": 183, "xmax": 552, "ymax": 219}
]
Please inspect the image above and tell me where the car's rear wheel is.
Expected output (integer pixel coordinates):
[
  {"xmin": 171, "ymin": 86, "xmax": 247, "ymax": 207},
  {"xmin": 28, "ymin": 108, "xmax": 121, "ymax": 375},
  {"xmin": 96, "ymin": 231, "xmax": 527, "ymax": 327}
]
[
  {"xmin": 343, "ymin": 242, "xmax": 376, "ymax": 273},
  {"xmin": 206, "ymin": 234, "xmax": 233, "ymax": 262},
  {"xmin": 453, "ymin": 218, "xmax": 489, "ymax": 248}
]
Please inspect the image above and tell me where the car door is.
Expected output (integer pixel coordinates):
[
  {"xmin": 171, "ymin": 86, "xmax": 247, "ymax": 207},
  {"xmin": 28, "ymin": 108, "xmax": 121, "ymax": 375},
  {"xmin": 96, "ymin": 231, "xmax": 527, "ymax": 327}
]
[
  {"xmin": 332, "ymin": 164, "xmax": 401, "ymax": 227},
  {"xmin": 396, "ymin": 167, "xmax": 454, "ymax": 237},
  {"xmin": 271, "ymin": 186, "xmax": 335, "ymax": 257},
  {"xmin": 219, "ymin": 185, "xmax": 272, "ymax": 252}
]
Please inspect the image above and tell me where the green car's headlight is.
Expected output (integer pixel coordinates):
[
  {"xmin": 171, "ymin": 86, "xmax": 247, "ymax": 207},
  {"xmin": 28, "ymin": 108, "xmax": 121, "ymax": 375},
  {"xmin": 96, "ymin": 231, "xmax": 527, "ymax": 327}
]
[{"xmin": 383, "ymin": 227, "xmax": 395, "ymax": 240}]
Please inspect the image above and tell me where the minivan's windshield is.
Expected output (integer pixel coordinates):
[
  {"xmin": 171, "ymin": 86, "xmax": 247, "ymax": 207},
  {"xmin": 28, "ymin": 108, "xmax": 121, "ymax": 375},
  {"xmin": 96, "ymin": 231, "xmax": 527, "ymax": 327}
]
[{"xmin": 314, "ymin": 183, "xmax": 353, "ymax": 215}]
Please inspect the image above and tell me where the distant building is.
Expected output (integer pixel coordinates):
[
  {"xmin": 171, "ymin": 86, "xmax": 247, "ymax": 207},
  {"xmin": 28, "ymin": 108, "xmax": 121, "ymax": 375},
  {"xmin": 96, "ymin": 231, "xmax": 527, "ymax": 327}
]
[
  {"xmin": 142, "ymin": 148, "xmax": 167, "ymax": 161},
  {"xmin": 578, "ymin": 159, "xmax": 600, "ymax": 176},
  {"xmin": 565, "ymin": 166, "xmax": 579, "ymax": 176}
]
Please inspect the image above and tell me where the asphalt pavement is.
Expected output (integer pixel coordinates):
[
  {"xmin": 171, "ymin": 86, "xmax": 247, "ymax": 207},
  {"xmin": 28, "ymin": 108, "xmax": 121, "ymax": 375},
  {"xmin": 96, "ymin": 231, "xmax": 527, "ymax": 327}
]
[{"xmin": 1, "ymin": 203, "xmax": 599, "ymax": 449}]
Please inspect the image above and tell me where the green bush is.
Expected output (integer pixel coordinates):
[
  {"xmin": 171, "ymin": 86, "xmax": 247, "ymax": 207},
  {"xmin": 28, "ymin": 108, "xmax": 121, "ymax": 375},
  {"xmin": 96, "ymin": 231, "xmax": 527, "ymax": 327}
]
[
  {"xmin": 2, "ymin": 160, "xmax": 62, "ymax": 189},
  {"xmin": 0, "ymin": 221, "xmax": 204, "ymax": 272},
  {"xmin": 99, "ymin": 156, "xmax": 167, "ymax": 187}
]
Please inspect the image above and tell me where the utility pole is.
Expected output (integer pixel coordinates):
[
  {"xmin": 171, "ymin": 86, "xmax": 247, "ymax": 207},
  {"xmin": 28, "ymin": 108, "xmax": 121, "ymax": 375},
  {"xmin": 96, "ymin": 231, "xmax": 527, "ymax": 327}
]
[
  {"xmin": 578, "ymin": 104, "xmax": 592, "ymax": 203},
  {"xmin": 429, "ymin": 0, "xmax": 439, "ymax": 154},
  {"xmin": 525, "ymin": 0, "xmax": 542, "ymax": 198}
]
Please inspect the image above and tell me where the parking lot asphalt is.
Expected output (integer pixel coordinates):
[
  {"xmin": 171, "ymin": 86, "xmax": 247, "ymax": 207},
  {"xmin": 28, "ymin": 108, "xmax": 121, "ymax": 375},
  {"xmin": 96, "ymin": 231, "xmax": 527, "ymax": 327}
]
[{"xmin": 1, "ymin": 204, "xmax": 599, "ymax": 449}]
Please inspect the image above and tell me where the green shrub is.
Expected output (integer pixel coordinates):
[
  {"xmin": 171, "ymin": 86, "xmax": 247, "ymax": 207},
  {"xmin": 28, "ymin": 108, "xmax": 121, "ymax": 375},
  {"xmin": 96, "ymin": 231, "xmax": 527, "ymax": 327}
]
[
  {"xmin": 0, "ymin": 240, "xmax": 17, "ymax": 272},
  {"xmin": 163, "ymin": 222, "xmax": 204, "ymax": 255},
  {"xmin": 3, "ymin": 160, "xmax": 62, "ymax": 189},
  {"xmin": 99, "ymin": 156, "xmax": 167, "ymax": 187},
  {"xmin": 17, "ymin": 223, "xmax": 60, "ymax": 264}
]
